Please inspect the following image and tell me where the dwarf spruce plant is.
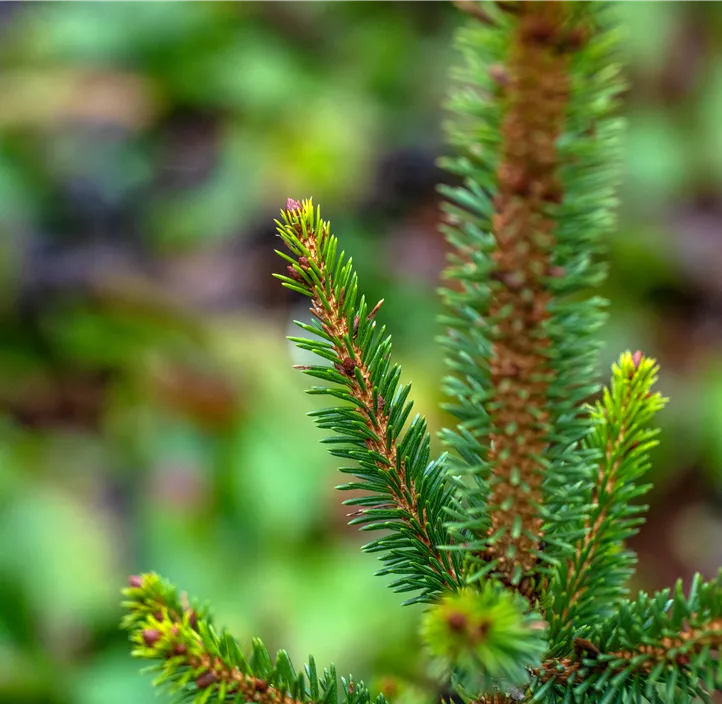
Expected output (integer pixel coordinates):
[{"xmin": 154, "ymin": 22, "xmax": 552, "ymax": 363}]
[{"xmin": 121, "ymin": 2, "xmax": 722, "ymax": 703}]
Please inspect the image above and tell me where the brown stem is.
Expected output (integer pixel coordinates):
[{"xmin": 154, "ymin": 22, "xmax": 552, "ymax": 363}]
[
  {"xmin": 146, "ymin": 607, "xmax": 301, "ymax": 703},
  {"xmin": 612, "ymin": 618, "xmax": 722, "ymax": 674},
  {"xmin": 538, "ymin": 619, "xmax": 722, "ymax": 686},
  {"xmin": 483, "ymin": 1, "xmax": 573, "ymax": 583},
  {"xmin": 191, "ymin": 652, "xmax": 298, "ymax": 703},
  {"xmin": 535, "ymin": 657, "xmax": 581, "ymax": 685},
  {"xmin": 476, "ymin": 694, "xmax": 517, "ymax": 704}
]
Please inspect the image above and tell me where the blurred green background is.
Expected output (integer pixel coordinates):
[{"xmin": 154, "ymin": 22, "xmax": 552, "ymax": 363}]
[{"xmin": 1, "ymin": 3, "xmax": 721, "ymax": 703}]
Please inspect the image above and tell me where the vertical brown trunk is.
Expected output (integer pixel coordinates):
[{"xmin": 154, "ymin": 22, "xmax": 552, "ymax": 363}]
[{"xmin": 486, "ymin": 2, "xmax": 572, "ymax": 582}]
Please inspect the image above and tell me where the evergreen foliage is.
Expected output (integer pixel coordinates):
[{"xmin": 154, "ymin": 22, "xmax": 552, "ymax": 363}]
[
  {"xmin": 121, "ymin": 574, "xmax": 386, "ymax": 704},
  {"xmin": 121, "ymin": 2, "xmax": 722, "ymax": 703},
  {"xmin": 547, "ymin": 352, "xmax": 668, "ymax": 648},
  {"xmin": 421, "ymin": 584, "xmax": 547, "ymax": 694},
  {"xmin": 271, "ymin": 198, "xmax": 462, "ymax": 603}
]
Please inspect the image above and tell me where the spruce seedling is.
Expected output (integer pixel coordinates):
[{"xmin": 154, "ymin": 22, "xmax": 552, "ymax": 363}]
[{"xmin": 122, "ymin": 3, "xmax": 722, "ymax": 702}]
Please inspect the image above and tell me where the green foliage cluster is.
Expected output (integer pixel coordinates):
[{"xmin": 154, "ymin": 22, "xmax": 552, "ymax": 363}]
[
  {"xmin": 122, "ymin": 2, "xmax": 722, "ymax": 703},
  {"xmin": 547, "ymin": 354, "xmax": 668, "ymax": 645},
  {"xmin": 422, "ymin": 585, "xmax": 547, "ymax": 693},
  {"xmin": 438, "ymin": 0, "xmax": 623, "ymax": 589},
  {"xmin": 122, "ymin": 574, "xmax": 386, "ymax": 704},
  {"xmin": 274, "ymin": 200, "xmax": 462, "ymax": 603}
]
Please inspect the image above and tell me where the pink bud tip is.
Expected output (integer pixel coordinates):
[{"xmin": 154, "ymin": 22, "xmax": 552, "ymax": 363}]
[
  {"xmin": 286, "ymin": 198, "xmax": 302, "ymax": 213},
  {"xmin": 196, "ymin": 671, "xmax": 218, "ymax": 689},
  {"xmin": 142, "ymin": 629, "xmax": 162, "ymax": 647},
  {"xmin": 632, "ymin": 350, "xmax": 643, "ymax": 369},
  {"xmin": 128, "ymin": 575, "xmax": 143, "ymax": 588}
]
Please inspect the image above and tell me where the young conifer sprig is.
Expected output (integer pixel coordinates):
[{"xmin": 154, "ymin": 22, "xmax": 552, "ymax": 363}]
[
  {"xmin": 548, "ymin": 351, "xmax": 668, "ymax": 647},
  {"xmin": 121, "ymin": 573, "xmax": 385, "ymax": 704},
  {"xmin": 273, "ymin": 198, "xmax": 462, "ymax": 603},
  {"xmin": 422, "ymin": 584, "xmax": 548, "ymax": 696},
  {"xmin": 534, "ymin": 571, "xmax": 722, "ymax": 702},
  {"xmin": 439, "ymin": 1, "xmax": 623, "ymax": 594}
]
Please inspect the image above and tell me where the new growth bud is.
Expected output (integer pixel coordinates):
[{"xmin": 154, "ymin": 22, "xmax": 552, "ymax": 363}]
[
  {"xmin": 142, "ymin": 629, "xmax": 162, "ymax": 647},
  {"xmin": 446, "ymin": 611, "xmax": 468, "ymax": 632},
  {"xmin": 196, "ymin": 671, "xmax": 218, "ymax": 689},
  {"xmin": 286, "ymin": 198, "xmax": 302, "ymax": 213}
]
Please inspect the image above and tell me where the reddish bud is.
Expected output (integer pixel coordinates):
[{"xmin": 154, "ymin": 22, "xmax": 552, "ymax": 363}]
[
  {"xmin": 128, "ymin": 575, "xmax": 143, "ymax": 588},
  {"xmin": 446, "ymin": 611, "xmax": 467, "ymax": 632},
  {"xmin": 341, "ymin": 357, "xmax": 356, "ymax": 376},
  {"xmin": 548, "ymin": 266, "xmax": 565, "ymax": 278},
  {"xmin": 573, "ymin": 637, "xmax": 600, "ymax": 659},
  {"xmin": 286, "ymin": 265, "xmax": 303, "ymax": 282},
  {"xmin": 173, "ymin": 642, "xmax": 188, "ymax": 656},
  {"xmin": 143, "ymin": 629, "xmax": 162, "ymax": 647},
  {"xmin": 286, "ymin": 198, "xmax": 302, "ymax": 213},
  {"xmin": 492, "ymin": 270, "xmax": 525, "ymax": 292},
  {"xmin": 632, "ymin": 350, "xmax": 643, "ymax": 370},
  {"xmin": 676, "ymin": 653, "xmax": 690, "ymax": 667},
  {"xmin": 154, "ymin": 611, "xmax": 164, "ymax": 621},
  {"xmin": 347, "ymin": 681, "xmax": 355, "ymax": 695},
  {"xmin": 196, "ymin": 671, "xmax": 218, "ymax": 689},
  {"xmin": 353, "ymin": 315, "xmax": 360, "ymax": 338},
  {"xmin": 255, "ymin": 679, "xmax": 268, "ymax": 692},
  {"xmin": 489, "ymin": 64, "xmax": 509, "ymax": 87},
  {"xmin": 521, "ymin": 16, "xmax": 558, "ymax": 45},
  {"xmin": 186, "ymin": 609, "xmax": 198, "ymax": 630},
  {"xmin": 298, "ymin": 256, "xmax": 310, "ymax": 270}
]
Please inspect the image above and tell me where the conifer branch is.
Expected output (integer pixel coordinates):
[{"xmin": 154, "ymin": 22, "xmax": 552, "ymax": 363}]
[
  {"xmin": 548, "ymin": 352, "xmax": 667, "ymax": 643},
  {"xmin": 274, "ymin": 199, "xmax": 462, "ymax": 603},
  {"xmin": 533, "ymin": 572, "xmax": 722, "ymax": 701},
  {"xmin": 440, "ymin": 1, "xmax": 622, "ymax": 593},
  {"xmin": 121, "ymin": 573, "xmax": 386, "ymax": 704}
]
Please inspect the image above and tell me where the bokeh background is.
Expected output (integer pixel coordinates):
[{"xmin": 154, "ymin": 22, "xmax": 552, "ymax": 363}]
[{"xmin": 1, "ymin": 2, "xmax": 722, "ymax": 703}]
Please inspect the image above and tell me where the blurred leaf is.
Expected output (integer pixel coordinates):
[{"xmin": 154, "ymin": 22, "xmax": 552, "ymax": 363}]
[
  {"xmin": 624, "ymin": 113, "xmax": 689, "ymax": 206},
  {"xmin": 699, "ymin": 58, "xmax": 722, "ymax": 182},
  {"xmin": 173, "ymin": 30, "xmax": 310, "ymax": 114},
  {"xmin": 0, "ymin": 485, "xmax": 121, "ymax": 627},
  {"xmin": 618, "ymin": 2, "xmax": 680, "ymax": 73},
  {"xmin": 72, "ymin": 647, "xmax": 155, "ymax": 704},
  {"xmin": 14, "ymin": 3, "xmax": 220, "ymax": 64}
]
